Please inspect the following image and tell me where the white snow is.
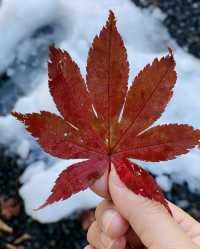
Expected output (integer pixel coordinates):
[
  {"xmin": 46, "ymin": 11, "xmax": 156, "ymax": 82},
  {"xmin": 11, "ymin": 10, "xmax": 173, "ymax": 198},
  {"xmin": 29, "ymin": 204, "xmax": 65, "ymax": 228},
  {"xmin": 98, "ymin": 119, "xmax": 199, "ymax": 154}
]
[
  {"xmin": 16, "ymin": 139, "xmax": 30, "ymax": 159},
  {"xmin": 156, "ymin": 175, "xmax": 172, "ymax": 192},
  {"xmin": 19, "ymin": 160, "xmax": 102, "ymax": 223},
  {"xmin": 0, "ymin": 0, "xmax": 60, "ymax": 73},
  {"xmin": 0, "ymin": 0, "xmax": 199, "ymax": 222},
  {"xmin": 20, "ymin": 161, "xmax": 46, "ymax": 184}
]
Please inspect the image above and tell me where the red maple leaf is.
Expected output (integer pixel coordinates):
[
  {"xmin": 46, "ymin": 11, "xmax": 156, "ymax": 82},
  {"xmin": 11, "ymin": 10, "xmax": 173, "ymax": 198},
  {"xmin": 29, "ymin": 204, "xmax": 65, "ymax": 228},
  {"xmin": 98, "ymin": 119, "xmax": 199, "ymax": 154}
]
[{"xmin": 12, "ymin": 11, "xmax": 200, "ymax": 213}]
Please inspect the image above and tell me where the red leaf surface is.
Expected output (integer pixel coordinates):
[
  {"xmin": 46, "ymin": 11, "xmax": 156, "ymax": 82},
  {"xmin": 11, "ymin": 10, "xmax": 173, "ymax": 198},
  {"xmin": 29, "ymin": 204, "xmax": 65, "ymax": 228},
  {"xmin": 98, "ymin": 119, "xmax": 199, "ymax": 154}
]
[
  {"xmin": 48, "ymin": 45, "xmax": 105, "ymax": 152},
  {"xmin": 12, "ymin": 11, "xmax": 200, "ymax": 212},
  {"xmin": 49, "ymin": 45, "xmax": 94, "ymax": 128},
  {"xmin": 112, "ymin": 157, "xmax": 171, "ymax": 214},
  {"xmin": 12, "ymin": 111, "xmax": 102, "ymax": 159},
  {"xmin": 112, "ymin": 49, "xmax": 176, "ymax": 151},
  {"xmin": 86, "ymin": 11, "xmax": 129, "ymax": 145},
  {"xmin": 36, "ymin": 158, "xmax": 108, "ymax": 209},
  {"xmin": 117, "ymin": 124, "xmax": 200, "ymax": 161}
]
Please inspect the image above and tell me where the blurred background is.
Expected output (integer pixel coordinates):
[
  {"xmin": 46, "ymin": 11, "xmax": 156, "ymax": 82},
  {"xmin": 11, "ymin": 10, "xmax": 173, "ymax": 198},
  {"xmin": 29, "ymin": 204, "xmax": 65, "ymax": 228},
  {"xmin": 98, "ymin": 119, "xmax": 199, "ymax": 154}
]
[{"xmin": 0, "ymin": 0, "xmax": 200, "ymax": 248}]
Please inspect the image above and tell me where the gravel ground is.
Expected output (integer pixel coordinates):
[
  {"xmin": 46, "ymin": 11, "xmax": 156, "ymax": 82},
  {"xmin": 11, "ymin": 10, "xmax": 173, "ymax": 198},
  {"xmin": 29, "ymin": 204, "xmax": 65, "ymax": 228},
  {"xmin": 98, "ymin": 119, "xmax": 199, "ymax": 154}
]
[{"xmin": 131, "ymin": 0, "xmax": 200, "ymax": 58}]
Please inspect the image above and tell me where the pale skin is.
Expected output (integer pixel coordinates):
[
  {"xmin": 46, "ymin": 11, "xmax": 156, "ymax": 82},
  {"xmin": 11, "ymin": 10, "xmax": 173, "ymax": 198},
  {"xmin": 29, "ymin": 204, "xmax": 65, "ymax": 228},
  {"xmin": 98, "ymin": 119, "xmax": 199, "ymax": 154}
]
[{"xmin": 85, "ymin": 166, "xmax": 200, "ymax": 249}]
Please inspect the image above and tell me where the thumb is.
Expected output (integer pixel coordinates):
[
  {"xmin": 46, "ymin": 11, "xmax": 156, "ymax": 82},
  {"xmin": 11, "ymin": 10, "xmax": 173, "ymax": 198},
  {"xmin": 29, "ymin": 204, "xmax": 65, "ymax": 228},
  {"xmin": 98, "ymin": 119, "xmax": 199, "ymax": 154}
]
[{"xmin": 109, "ymin": 166, "xmax": 197, "ymax": 249}]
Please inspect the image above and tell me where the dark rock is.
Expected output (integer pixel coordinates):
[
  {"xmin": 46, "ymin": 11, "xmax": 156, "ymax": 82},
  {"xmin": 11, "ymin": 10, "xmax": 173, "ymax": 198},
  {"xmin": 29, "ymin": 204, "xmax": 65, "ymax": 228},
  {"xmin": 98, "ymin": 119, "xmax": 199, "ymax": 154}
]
[
  {"xmin": 0, "ymin": 198, "xmax": 21, "ymax": 220},
  {"xmin": 0, "ymin": 147, "xmax": 24, "ymax": 201},
  {"xmin": 164, "ymin": 181, "xmax": 200, "ymax": 220}
]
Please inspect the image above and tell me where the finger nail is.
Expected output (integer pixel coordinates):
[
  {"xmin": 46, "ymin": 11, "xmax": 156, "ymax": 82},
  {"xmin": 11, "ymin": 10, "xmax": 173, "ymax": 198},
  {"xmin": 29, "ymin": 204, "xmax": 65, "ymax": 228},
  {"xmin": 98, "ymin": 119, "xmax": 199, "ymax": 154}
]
[
  {"xmin": 100, "ymin": 233, "xmax": 126, "ymax": 249},
  {"xmin": 100, "ymin": 233, "xmax": 114, "ymax": 249},
  {"xmin": 110, "ymin": 166, "xmax": 125, "ymax": 188},
  {"xmin": 102, "ymin": 209, "xmax": 120, "ymax": 233}
]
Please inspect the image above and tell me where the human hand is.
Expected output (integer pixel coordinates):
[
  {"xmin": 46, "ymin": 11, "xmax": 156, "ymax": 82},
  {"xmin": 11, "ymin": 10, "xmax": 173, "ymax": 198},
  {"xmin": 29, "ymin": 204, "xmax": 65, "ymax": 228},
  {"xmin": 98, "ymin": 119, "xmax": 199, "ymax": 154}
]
[{"xmin": 86, "ymin": 166, "xmax": 200, "ymax": 249}]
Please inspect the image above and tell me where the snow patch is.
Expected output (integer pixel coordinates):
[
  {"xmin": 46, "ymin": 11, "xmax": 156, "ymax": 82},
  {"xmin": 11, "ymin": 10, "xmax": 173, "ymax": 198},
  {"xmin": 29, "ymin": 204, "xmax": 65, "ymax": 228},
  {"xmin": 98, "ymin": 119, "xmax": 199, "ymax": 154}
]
[
  {"xmin": 20, "ymin": 161, "xmax": 46, "ymax": 184},
  {"xmin": 20, "ymin": 160, "xmax": 102, "ymax": 223},
  {"xmin": 16, "ymin": 139, "xmax": 30, "ymax": 159},
  {"xmin": 156, "ymin": 175, "xmax": 172, "ymax": 192},
  {"xmin": 0, "ymin": 0, "xmax": 59, "ymax": 73}
]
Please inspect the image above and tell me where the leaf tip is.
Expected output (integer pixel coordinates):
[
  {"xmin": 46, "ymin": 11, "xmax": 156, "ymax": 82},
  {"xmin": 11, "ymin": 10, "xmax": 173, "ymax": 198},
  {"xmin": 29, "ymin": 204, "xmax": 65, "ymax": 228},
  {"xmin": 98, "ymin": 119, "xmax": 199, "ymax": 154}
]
[
  {"xmin": 166, "ymin": 47, "xmax": 176, "ymax": 69},
  {"xmin": 108, "ymin": 9, "xmax": 115, "ymax": 18},
  {"xmin": 11, "ymin": 112, "xmax": 25, "ymax": 121},
  {"xmin": 107, "ymin": 10, "xmax": 116, "ymax": 27},
  {"xmin": 168, "ymin": 47, "xmax": 173, "ymax": 56},
  {"xmin": 48, "ymin": 43, "xmax": 58, "ymax": 60},
  {"xmin": 167, "ymin": 47, "xmax": 175, "ymax": 64},
  {"xmin": 48, "ymin": 43, "xmax": 55, "ymax": 52},
  {"xmin": 33, "ymin": 202, "xmax": 48, "ymax": 211}
]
